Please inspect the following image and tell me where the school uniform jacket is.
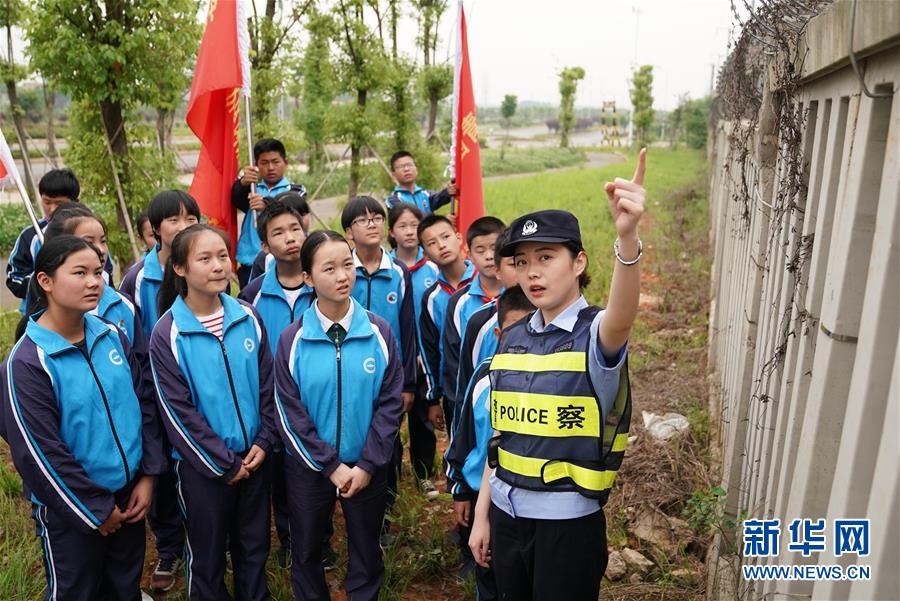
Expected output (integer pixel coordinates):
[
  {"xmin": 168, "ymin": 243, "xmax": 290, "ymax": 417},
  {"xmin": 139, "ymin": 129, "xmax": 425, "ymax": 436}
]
[
  {"xmin": 239, "ymin": 268, "xmax": 316, "ymax": 354},
  {"xmin": 418, "ymin": 260, "xmax": 476, "ymax": 404},
  {"xmin": 456, "ymin": 299, "xmax": 500, "ymax": 407},
  {"xmin": 441, "ymin": 274, "xmax": 496, "ymax": 418},
  {"xmin": 385, "ymin": 185, "xmax": 452, "ymax": 214},
  {"xmin": 119, "ymin": 246, "xmax": 165, "ymax": 339},
  {"xmin": 351, "ymin": 248, "xmax": 416, "ymax": 392},
  {"xmin": 149, "ymin": 294, "xmax": 277, "ymax": 482},
  {"xmin": 231, "ymin": 176, "xmax": 306, "ymax": 266},
  {"xmin": 444, "ymin": 358, "xmax": 493, "ymax": 501},
  {"xmin": 3, "ymin": 314, "xmax": 166, "ymax": 533},
  {"xmin": 274, "ymin": 299, "xmax": 404, "ymax": 476}
]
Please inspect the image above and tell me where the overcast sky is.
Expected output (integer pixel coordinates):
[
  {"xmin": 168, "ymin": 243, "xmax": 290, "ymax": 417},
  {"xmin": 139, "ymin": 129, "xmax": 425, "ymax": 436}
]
[{"xmin": 426, "ymin": 0, "xmax": 737, "ymax": 110}]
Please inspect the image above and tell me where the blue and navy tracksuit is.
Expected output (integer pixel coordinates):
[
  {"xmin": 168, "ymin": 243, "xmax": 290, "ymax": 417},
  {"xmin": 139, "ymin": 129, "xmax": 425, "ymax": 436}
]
[
  {"xmin": 3, "ymin": 313, "xmax": 165, "ymax": 601},
  {"xmin": 444, "ymin": 358, "xmax": 497, "ymax": 600},
  {"xmin": 150, "ymin": 294, "xmax": 277, "ymax": 601},
  {"xmin": 456, "ymin": 298, "xmax": 500, "ymax": 412},
  {"xmin": 351, "ymin": 248, "xmax": 416, "ymax": 392},
  {"xmin": 119, "ymin": 245, "xmax": 165, "ymax": 339},
  {"xmin": 117, "ymin": 244, "xmax": 184, "ymax": 561},
  {"xmin": 231, "ymin": 176, "xmax": 306, "ymax": 270},
  {"xmin": 275, "ymin": 299, "xmax": 404, "ymax": 601},
  {"xmin": 441, "ymin": 274, "xmax": 498, "ymax": 428},
  {"xmin": 7, "ymin": 220, "xmax": 115, "ymax": 313},
  {"xmin": 248, "ymin": 250, "xmax": 276, "ymax": 281},
  {"xmin": 385, "ymin": 185, "xmax": 452, "ymax": 214},
  {"xmin": 418, "ymin": 261, "xmax": 476, "ymax": 408},
  {"xmin": 390, "ymin": 248, "xmax": 440, "ymax": 480}
]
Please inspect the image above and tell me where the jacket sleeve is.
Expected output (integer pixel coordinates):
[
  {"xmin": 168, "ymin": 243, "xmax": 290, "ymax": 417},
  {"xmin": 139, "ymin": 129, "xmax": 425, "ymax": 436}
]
[
  {"xmin": 4, "ymin": 357, "xmax": 115, "ymax": 532},
  {"xmin": 249, "ymin": 251, "xmax": 267, "ymax": 282},
  {"xmin": 356, "ymin": 323, "xmax": 404, "ymax": 475},
  {"xmin": 273, "ymin": 327, "xmax": 341, "ymax": 476},
  {"xmin": 441, "ymin": 294, "xmax": 464, "ymax": 418},
  {"xmin": 444, "ymin": 369, "xmax": 479, "ymax": 501},
  {"xmin": 251, "ymin": 308, "xmax": 277, "ymax": 454},
  {"xmin": 118, "ymin": 268, "xmax": 137, "ymax": 304},
  {"xmin": 456, "ymin": 313, "xmax": 480, "ymax": 409},
  {"xmin": 149, "ymin": 327, "xmax": 243, "ymax": 481},
  {"xmin": 418, "ymin": 287, "xmax": 442, "ymax": 405},
  {"xmin": 398, "ymin": 266, "xmax": 417, "ymax": 392},
  {"xmin": 428, "ymin": 188, "xmax": 452, "ymax": 212},
  {"xmin": 231, "ymin": 177, "xmax": 251, "ymax": 213},
  {"xmin": 5, "ymin": 228, "xmax": 35, "ymax": 299}
]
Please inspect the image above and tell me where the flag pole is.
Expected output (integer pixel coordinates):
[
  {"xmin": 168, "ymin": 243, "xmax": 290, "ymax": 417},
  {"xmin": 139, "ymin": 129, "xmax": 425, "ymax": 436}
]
[
  {"xmin": 13, "ymin": 172, "xmax": 43, "ymax": 243},
  {"xmin": 243, "ymin": 95, "xmax": 255, "ymax": 195}
]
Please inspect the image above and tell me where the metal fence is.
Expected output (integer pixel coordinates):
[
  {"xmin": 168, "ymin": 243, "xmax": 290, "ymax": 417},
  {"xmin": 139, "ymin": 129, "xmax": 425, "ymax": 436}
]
[{"xmin": 705, "ymin": 1, "xmax": 898, "ymax": 599}]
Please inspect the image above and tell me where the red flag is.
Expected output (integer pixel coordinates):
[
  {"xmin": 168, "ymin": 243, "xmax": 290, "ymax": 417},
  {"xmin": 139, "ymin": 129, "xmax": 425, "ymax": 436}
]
[
  {"xmin": 186, "ymin": 0, "xmax": 252, "ymax": 252},
  {"xmin": 449, "ymin": 0, "xmax": 485, "ymax": 241},
  {"xmin": 0, "ymin": 127, "xmax": 44, "ymax": 238}
]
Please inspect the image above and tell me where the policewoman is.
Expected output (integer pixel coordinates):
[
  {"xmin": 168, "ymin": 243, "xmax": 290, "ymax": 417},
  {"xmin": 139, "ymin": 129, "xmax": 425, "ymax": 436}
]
[{"xmin": 468, "ymin": 150, "xmax": 647, "ymax": 601}]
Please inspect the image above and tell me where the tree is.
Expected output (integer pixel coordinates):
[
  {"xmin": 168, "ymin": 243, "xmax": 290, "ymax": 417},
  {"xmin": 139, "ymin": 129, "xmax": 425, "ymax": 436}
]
[
  {"xmin": 500, "ymin": 94, "xmax": 517, "ymax": 160},
  {"xmin": 1, "ymin": 0, "xmax": 37, "ymax": 198},
  {"xmin": 27, "ymin": 0, "xmax": 197, "ymax": 261},
  {"xmin": 557, "ymin": 66, "xmax": 584, "ymax": 148},
  {"xmin": 298, "ymin": 9, "xmax": 336, "ymax": 174},
  {"xmin": 41, "ymin": 78, "xmax": 58, "ymax": 158},
  {"xmin": 332, "ymin": 0, "xmax": 390, "ymax": 197},
  {"xmin": 413, "ymin": 0, "xmax": 451, "ymax": 142},
  {"xmin": 630, "ymin": 64, "xmax": 654, "ymax": 147}
]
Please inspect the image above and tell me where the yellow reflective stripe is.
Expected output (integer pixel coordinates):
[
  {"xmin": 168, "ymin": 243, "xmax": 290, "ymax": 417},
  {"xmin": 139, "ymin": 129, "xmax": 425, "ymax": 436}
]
[
  {"xmin": 611, "ymin": 433, "xmax": 629, "ymax": 452},
  {"xmin": 491, "ymin": 391, "xmax": 600, "ymax": 437},
  {"xmin": 490, "ymin": 352, "xmax": 586, "ymax": 373},
  {"xmin": 497, "ymin": 447, "xmax": 618, "ymax": 492}
]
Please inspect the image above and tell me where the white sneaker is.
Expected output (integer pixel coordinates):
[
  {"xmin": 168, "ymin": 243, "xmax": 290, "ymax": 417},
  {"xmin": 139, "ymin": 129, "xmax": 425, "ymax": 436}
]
[{"xmin": 421, "ymin": 479, "xmax": 440, "ymax": 499}]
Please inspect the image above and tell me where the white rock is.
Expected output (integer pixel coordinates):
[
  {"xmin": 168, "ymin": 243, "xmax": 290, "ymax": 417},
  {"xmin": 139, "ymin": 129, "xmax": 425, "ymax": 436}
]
[
  {"xmin": 630, "ymin": 507, "xmax": 693, "ymax": 556},
  {"xmin": 641, "ymin": 410, "xmax": 691, "ymax": 441},
  {"xmin": 621, "ymin": 547, "xmax": 655, "ymax": 573},
  {"xmin": 605, "ymin": 550, "xmax": 627, "ymax": 581}
]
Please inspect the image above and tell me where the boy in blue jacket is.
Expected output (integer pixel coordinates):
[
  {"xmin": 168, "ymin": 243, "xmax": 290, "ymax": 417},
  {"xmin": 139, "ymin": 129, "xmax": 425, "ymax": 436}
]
[
  {"xmin": 384, "ymin": 150, "xmax": 456, "ymax": 213},
  {"xmin": 445, "ymin": 285, "xmax": 536, "ymax": 601}
]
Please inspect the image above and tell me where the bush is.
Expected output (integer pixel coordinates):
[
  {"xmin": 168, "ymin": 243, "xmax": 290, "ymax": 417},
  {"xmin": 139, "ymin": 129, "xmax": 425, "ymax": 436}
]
[{"xmin": 0, "ymin": 204, "xmax": 31, "ymax": 257}]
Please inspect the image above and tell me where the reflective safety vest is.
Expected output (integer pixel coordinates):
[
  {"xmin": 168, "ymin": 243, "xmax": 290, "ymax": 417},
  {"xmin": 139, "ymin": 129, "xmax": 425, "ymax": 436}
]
[{"xmin": 488, "ymin": 306, "xmax": 632, "ymax": 505}]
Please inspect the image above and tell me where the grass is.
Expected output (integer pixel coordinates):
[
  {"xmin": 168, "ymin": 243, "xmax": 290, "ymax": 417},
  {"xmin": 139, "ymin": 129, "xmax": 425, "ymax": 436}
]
[{"xmin": 0, "ymin": 147, "xmax": 708, "ymax": 600}]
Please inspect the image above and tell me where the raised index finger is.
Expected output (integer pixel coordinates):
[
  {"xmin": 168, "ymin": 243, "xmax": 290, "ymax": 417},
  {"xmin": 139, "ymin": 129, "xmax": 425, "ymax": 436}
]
[{"xmin": 632, "ymin": 147, "xmax": 647, "ymax": 185}]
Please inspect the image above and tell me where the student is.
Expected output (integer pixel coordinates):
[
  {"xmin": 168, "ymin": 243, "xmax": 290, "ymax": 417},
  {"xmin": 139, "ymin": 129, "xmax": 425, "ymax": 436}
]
[
  {"xmin": 274, "ymin": 230, "xmax": 404, "ymax": 601},
  {"xmin": 150, "ymin": 224, "xmax": 276, "ymax": 601},
  {"xmin": 440, "ymin": 216, "xmax": 505, "ymax": 429},
  {"xmin": 239, "ymin": 201, "xmax": 312, "ymax": 567},
  {"xmin": 232, "ymin": 138, "xmax": 307, "ymax": 287},
  {"xmin": 445, "ymin": 286, "xmax": 535, "ymax": 601},
  {"xmin": 136, "ymin": 210, "xmax": 158, "ymax": 253},
  {"xmin": 119, "ymin": 190, "xmax": 201, "ymax": 339},
  {"xmin": 418, "ymin": 214, "xmax": 476, "ymax": 431},
  {"xmin": 6, "ymin": 169, "xmax": 114, "ymax": 309},
  {"xmin": 387, "ymin": 202, "xmax": 440, "ymax": 492},
  {"xmin": 468, "ymin": 150, "xmax": 646, "ymax": 601},
  {"xmin": 455, "ymin": 228, "xmax": 519, "ymax": 408},
  {"xmin": 384, "ymin": 150, "xmax": 457, "ymax": 213},
  {"xmin": 248, "ymin": 190, "xmax": 311, "ymax": 281},
  {"xmin": 3, "ymin": 235, "xmax": 165, "ymax": 601}
]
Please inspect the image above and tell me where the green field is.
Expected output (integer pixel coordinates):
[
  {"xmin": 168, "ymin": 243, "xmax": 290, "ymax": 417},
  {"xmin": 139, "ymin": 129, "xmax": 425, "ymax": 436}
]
[{"xmin": 0, "ymin": 147, "xmax": 706, "ymax": 600}]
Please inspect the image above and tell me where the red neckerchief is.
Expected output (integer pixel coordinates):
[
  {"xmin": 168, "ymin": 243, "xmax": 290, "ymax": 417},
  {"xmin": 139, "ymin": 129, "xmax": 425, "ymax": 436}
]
[
  {"xmin": 438, "ymin": 270, "xmax": 477, "ymax": 296},
  {"xmin": 408, "ymin": 255, "xmax": 430, "ymax": 274}
]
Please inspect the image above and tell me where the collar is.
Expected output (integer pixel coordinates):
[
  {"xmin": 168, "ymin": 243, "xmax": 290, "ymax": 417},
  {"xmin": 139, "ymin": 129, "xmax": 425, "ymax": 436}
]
[
  {"xmin": 261, "ymin": 265, "xmax": 312, "ymax": 300},
  {"xmin": 467, "ymin": 273, "xmax": 501, "ymax": 304},
  {"xmin": 390, "ymin": 246, "xmax": 429, "ymax": 273},
  {"xmin": 528, "ymin": 295, "xmax": 588, "ymax": 334},
  {"xmin": 392, "ymin": 184, "xmax": 425, "ymax": 197},
  {"xmin": 258, "ymin": 176, "xmax": 291, "ymax": 197},
  {"xmin": 352, "ymin": 247, "xmax": 393, "ymax": 275},
  {"xmin": 143, "ymin": 246, "xmax": 164, "ymax": 281},
  {"xmin": 25, "ymin": 312, "xmax": 112, "ymax": 357},
  {"xmin": 93, "ymin": 285, "xmax": 123, "ymax": 315},
  {"xmin": 437, "ymin": 260, "xmax": 476, "ymax": 294},
  {"xmin": 302, "ymin": 298, "xmax": 373, "ymax": 343},
  {"xmin": 170, "ymin": 293, "xmax": 247, "ymax": 334}
]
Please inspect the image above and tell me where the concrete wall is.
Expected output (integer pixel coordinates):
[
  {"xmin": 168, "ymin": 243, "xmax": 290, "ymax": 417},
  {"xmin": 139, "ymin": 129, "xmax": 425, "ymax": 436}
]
[{"xmin": 706, "ymin": 1, "xmax": 898, "ymax": 599}]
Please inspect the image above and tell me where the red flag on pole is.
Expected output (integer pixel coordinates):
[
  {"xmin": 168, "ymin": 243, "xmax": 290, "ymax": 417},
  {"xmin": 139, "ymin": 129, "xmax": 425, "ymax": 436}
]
[
  {"xmin": 449, "ymin": 0, "xmax": 485, "ymax": 241},
  {"xmin": 186, "ymin": 0, "xmax": 252, "ymax": 252},
  {"xmin": 0, "ymin": 127, "xmax": 44, "ymax": 239}
]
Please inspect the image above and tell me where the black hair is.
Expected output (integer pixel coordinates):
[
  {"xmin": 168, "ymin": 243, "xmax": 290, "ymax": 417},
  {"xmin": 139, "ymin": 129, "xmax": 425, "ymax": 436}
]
[
  {"xmin": 16, "ymin": 236, "xmax": 102, "ymax": 340},
  {"xmin": 416, "ymin": 213, "xmax": 455, "ymax": 241},
  {"xmin": 273, "ymin": 190, "xmax": 309, "ymax": 215},
  {"xmin": 387, "ymin": 202, "xmax": 424, "ymax": 249},
  {"xmin": 389, "ymin": 150, "xmax": 414, "ymax": 170},
  {"xmin": 497, "ymin": 285, "xmax": 535, "ymax": 328},
  {"xmin": 44, "ymin": 204, "xmax": 107, "ymax": 241},
  {"xmin": 136, "ymin": 210, "xmax": 151, "ymax": 233},
  {"xmin": 147, "ymin": 190, "xmax": 201, "ymax": 236},
  {"xmin": 158, "ymin": 224, "xmax": 230, "ymax": 316},
  {"xmin": 300, "ymin": 230, "xmax": 350, "ymax": 274},
  {"xmin": 341, "ymin": 196, "xmax": 386, "ymax": 231},
  {"xmin": 563, "ymin": 241, "xmax": 591, "ymax": 288},
  {"xmin": 256, "ymin": 201, "xmax": 303, "ymax": 243},
  {"xmin": 466, "ymin": 216, "xmax": 506, "ymax": 249},
  {"xmin": 38, "ymin": 168, "xmax": 80, "ymax": 201},
  {"xmin": 253, "ymin": 138, "xmax": 287, "ymax": 162},
  {"xmin": 494, "ymin": 227, "xmax": 511, "ymax": 256}
]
